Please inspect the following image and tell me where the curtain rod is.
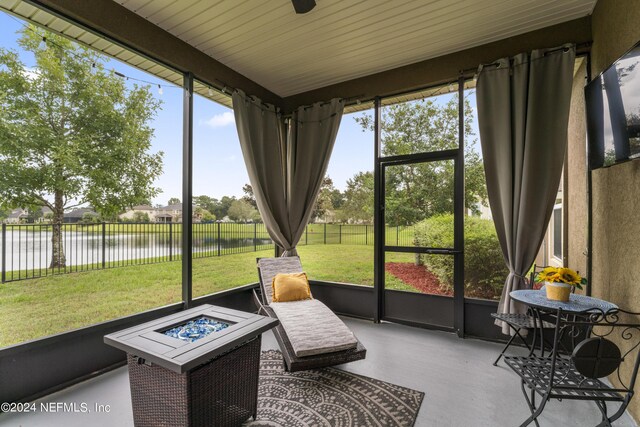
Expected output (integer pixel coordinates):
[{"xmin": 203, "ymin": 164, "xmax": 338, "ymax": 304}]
[
  {"xmin": 199, "ymin": 42, "xmax": 591, "ymax": 108},
  {"xmin": 208, "ymin": 76, "xmax": 368, "ymax": 112},
  {"xmin": 278, "ymin": 95, "xmax": 369, "ymax": 119},
  {"xmin": 209, "ymin": 79, "xmax": 281, "ymax": 111},
  {"xmin": 458, "ymin": 42, "xmax": 592, "ymax": 76},
  {"xmin": 194, "ymin": 78, "xmax": 279, "ymax": 111},
  {"xmin": 298, "ymin": 94, "xmax": 364, "ymax": 111},
  {"xmin": 208, "ymin": 78, "xmax": 363, "ymax": 112}
]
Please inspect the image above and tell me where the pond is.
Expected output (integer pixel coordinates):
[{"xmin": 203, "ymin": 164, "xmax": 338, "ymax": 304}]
[{"xmin": 1, "ymin": 228, "xmax": 273, "ymax": 272}]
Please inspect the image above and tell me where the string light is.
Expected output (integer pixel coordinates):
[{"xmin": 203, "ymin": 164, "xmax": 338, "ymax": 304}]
[
  {"xmin": 8, "ymin": 12, "xmax": 241, "ymax": 102},
  {"xmin": 6, "ymin": 13, "xmax": 179, "ymax": 92}
]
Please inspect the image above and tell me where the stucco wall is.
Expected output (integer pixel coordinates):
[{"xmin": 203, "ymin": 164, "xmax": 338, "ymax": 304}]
[
  {"xmin": 591, "ymin": 160, "xmax": 640, "ymax": 421},
  {"xmin": 566, "ymin": 60, "xmax": 588, "ymax": 276},
  {"xmin": 588, "ymin": 0, "xmax": 640, "ymax": 421},
  {"xmin": 591, "ymin": 0, "xmax": 640, "ymax": 77}
]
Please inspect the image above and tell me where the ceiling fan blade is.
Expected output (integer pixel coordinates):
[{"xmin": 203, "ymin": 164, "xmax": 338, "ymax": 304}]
[{"xmin": 292, "ymin": 0, "xmax": 316, "ymax": 14}]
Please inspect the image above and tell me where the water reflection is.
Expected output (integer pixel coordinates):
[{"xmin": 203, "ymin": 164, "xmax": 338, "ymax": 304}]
[{"xmin": 2, "ymin": 229, "xmax": 272, "ymax": 272}]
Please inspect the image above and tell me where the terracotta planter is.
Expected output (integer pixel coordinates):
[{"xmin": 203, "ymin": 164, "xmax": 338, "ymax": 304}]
[{"xmin": 545, "ymin": 282, "xmax": 572, "ymax": 302}]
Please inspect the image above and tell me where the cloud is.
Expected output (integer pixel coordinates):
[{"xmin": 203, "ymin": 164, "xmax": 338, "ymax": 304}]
[
  {"xmin": 22, "ymin": 66, "xmax": 40, "ymax": 81},
  {"xmin": 201, "ymin": 111, "xmax": 235, "ymax": 128}
]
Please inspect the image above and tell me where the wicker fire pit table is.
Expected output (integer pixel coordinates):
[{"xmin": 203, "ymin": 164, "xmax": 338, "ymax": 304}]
[{"xmin": 104, "ymin": 304, "xmax": 278, "ymax": 427}]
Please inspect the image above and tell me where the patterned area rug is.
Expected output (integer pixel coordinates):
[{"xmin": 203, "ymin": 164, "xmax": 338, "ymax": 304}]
[{"xmin": 244, "ymin": 350, "xmax": 424, "ymax": 427}]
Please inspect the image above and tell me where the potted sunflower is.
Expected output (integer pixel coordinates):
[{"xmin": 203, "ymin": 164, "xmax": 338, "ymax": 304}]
[{"xmin": 537, "ymin": 266, "xmax": 587, "ymax": 302}]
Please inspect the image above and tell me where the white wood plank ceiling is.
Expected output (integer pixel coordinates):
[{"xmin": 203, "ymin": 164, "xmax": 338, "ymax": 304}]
[
  {"xmin": 1, "ymin": 0, "xmax": 595, "ymax": 110},
  {"xmin": 117, "ymin": 0, "xmax": 596, "ymax": 97}
]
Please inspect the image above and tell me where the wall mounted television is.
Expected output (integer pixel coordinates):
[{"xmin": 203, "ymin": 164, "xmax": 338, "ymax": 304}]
[{"xmin": 585, "ymin": 41, "xmax": 640, "ymax": 169}]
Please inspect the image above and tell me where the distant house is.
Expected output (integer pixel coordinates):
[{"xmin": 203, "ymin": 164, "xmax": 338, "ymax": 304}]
[
  {"xmin": 155, "ymin": 212, "xmax": 174, "ymax": 223},
  {"xmin": 119, "ymin": 205, "xmax": 159, "ymax": 222},
  {"xmin": 4, "ymin": 207, "xmax": 53, "ymax": 224},
  {"xmin": 157, "ymin": 203, "xmax": 183, "ymax": 223},
  {"xmin": 64, "ymin": 208, "xmax": 99, "ymax": 223},
  {"xmin": 4, "ymin": 208, "xmax": 27, "ymax": 224},
  {"xmin": 156, "ymin": 203, "xmax": 202, "ymax": 223},
  {"xmin": 119, "ymin": 203, "xmax": 200, "ymax": 223}
]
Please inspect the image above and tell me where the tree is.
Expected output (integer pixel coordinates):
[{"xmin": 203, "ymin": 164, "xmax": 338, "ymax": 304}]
[
  {"xmin": 132, "ymin": 211, "xmax": 151, "ymax": 223},
  {"xmin": 201, "ymin": 211, "xmax": 216, "ymax": 222},
  {"xmin": 195, "ymin": 206, "xmax": 215, "ymax": 222},
  {"xmin": 194, "ymin": 195, "xmax": 237, "ymax": 220},
  {"xmin": 310, "ymin": 176, "xmax": 337, "ymax": 221},
  {"xmin": 227, "ymin": 199, "xmax": 258, "ymax": 222},
  {"xmin": 329, "ymin": 186, "xmax": 345, "ymax": 210},
  {"xmin": 194, "ymin": 195, "xmax": 216, "ymax": 213},
  {"xmin": 0, "ymin": 27, "xmax": 163, "ymax": 267},
  {"xmin": 241, "ymin": 184, "xmax": 257, "ymax": 209},
  {"xmin": 214, "ymin": 196, "xmax": 236, "ymax": 220},
  {"xmin": 355, "ymin": 96, "xmax": 486, "ymax": 226},
  {"xmin": 167, "ymin": 197, "xmax": 180, "ymax": 205},
  {"xmin": 25, "ymin": 207, "xmax": 43, "ymax": 223},
  {"xmin": 340, "ymin": 171, "xmax": 374, "ymax": 223},
  {"xmin": 79, "ymin": 212, "xmax": 100, "ymax": 224}
]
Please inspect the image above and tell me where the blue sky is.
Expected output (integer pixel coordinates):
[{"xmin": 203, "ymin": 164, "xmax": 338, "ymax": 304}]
[
  {"xmin": 0, "ymin": 11, "xmax": 375, "ymax": 206},
  {"xmin": 0, "ymin": 11, "xmax": 481, "ymax": 207},
  {"xmin": 191, "ymin": 93, "xmax": 374, "ymax": 203}
]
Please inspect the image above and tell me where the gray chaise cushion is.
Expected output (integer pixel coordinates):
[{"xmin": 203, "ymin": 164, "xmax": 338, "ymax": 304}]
[
  {"xmin": 258, "ymin": 256, "xmax": 359, "ymax": 357},
  {"xmin": 270, "ymin": 299, "xmax": 358, "ymax": 357}
]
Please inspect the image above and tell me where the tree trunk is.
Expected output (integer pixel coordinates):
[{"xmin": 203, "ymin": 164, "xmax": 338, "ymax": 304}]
[
  {"xmin": 414, "ymin": 236, "xmax": 423, "ymax": 266},
  {"xmin": 49, "ymin": 191, "xmax": 66, "ymax": 269}
]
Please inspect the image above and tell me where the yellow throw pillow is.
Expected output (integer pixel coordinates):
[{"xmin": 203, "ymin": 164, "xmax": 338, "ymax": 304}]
[{"xmin": 272, "ymin": 272, "xmax": 312, "ymax": 302}]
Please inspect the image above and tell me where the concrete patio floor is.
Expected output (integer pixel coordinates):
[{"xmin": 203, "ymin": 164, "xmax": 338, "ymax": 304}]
[{"xmin": 0, "ymin": 317, "xmax": 636, "ymax": 426}]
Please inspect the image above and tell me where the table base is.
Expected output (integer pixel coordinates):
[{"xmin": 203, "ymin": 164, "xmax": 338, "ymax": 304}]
[{"xmin": 127, "ymin": 336, "xmax": 261, "ymax": 427}]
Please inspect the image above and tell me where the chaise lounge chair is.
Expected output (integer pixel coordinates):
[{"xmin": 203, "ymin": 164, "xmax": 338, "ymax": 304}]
[{"xmin": 255, "ymin": 256, "xmax": 366, "ymax": 372}]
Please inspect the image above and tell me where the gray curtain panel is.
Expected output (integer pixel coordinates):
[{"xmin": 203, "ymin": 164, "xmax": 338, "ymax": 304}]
[
  {"xmin": 285, "ymin": 99, "xmax": 344, "ymax": 256},
  {"xmin": 476, "ymin": 45, "xmax": 575, "ymax": 334},
  {"xmin": 232, "ymin": 91, "xmax": 344, "ymax": 256},
  {"xmin": 232, "ymin": 90, "xmax": 289, "ymax": 252}
]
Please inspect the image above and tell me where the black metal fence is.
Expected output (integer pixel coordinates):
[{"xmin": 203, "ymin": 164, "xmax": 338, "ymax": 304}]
[{"xmin": 0, "ymin": 222, "xmax": 416, "ymax": 283}]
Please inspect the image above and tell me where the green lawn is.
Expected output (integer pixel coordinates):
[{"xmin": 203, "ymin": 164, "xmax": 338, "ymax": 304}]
[
  {"xmin": 0, "ymin": 245, "xmax": 417, "ymax": 347},
  {"xmin": 296, "ymin": 245, "xmax": 416, "ymax": 292},
  {"xmin": 6, "ymin": 222, "xmax": 414, "ymax": 244},
  {"xmin": 300, "ymin": 223, "xmax": 416, "ymax": 246}
]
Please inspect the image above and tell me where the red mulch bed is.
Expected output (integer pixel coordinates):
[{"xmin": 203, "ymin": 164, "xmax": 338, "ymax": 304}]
[{"xmin": 385, "ymin": 262, "xmax": 453, "ymax": 296}]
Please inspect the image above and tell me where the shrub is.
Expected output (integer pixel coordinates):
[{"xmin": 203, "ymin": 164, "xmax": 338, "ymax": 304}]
[
  {"xmin": 414, "ymin": 214, "xmax": 508, "ymax": 299},
  {"xmin": 79, "ymin": 212, "xmax": 101, "ymax": 224},
  {"xmin": 132, "ymin": 212, "xmax": 151, "ymax": 223}
]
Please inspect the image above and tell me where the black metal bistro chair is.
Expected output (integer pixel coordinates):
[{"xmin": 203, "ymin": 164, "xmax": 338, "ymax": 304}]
[
  {"xmin": 504, "ymin": 306, "xmax": 640, "ymax": 427},
  {"xmin": 491, "ymin": 267, "xmax": 556, "ymax": 365}
]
